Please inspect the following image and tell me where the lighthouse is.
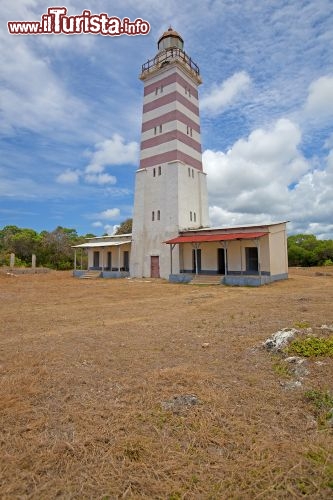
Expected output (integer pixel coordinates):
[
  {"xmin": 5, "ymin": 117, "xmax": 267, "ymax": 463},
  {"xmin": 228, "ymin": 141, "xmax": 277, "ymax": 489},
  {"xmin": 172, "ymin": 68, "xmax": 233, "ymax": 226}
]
[{"xmin": 130, "ymin": 27, "xmax": 210, "ymax": 279}]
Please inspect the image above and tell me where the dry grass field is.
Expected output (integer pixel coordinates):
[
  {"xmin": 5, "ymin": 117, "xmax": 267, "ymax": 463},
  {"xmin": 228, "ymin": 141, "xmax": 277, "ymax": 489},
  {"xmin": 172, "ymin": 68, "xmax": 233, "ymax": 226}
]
[{"xmin": 0, "ymin": 268, "xmax": 332, "ymax": 499}]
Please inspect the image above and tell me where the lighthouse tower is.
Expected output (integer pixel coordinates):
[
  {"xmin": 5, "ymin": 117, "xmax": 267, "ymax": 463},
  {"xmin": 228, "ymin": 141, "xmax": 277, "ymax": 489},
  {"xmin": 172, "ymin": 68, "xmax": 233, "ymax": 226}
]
[{"xmin": 130, "ymin": 28, "xmax": 209, "ymax": 278}]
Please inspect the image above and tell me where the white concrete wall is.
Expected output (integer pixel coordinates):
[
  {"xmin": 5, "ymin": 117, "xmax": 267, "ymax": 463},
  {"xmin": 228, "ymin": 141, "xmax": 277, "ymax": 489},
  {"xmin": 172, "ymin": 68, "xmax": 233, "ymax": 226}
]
[{"xmin": 268, "ymin": 224, "xmax": 288, "ymax": 275}]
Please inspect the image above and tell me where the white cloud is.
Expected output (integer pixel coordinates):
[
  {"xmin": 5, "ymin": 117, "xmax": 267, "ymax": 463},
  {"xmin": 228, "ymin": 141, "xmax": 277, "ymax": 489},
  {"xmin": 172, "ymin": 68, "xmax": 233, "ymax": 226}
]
[
  {"xmin": 304, "ymin": 75, "xmax": 333, "ymax": 121},
  {"xmin": 85, "ymin": 134, "xmax": 139, "ymax": 174},
  {"xmin": 84, "ymin": 173, "xmax": 117, "ymax": 185},
  {"xmin": 92, "ymin": 221, "xmax": 103, "ymax": 227},
  {"xmin": 204, "ymin": 118, "xmax": 311, "ymax": 226},
  {"xmin": 204, "ymin": 118, "xmax": 307, "ymax": 200},
  {"xmin": 56, "ymin": 169, "xmax": 80, "ymax": 184},
  {"xmin": 96, "ymin": 208, "xmax": 121, "ymax": 220},
  {"xmin": 201, "ymin": 71, "xmax": 251, "ymax": 115},
  {"xmin": 104, "ymin": 224, "xmax": 120, "ymax": 235}
]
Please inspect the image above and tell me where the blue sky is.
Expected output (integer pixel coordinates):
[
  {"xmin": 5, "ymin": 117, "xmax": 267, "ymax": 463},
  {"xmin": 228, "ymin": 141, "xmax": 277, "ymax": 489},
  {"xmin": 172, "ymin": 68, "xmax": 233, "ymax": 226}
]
[{"xmin": 1, "ymin": 0, "xmax": 333, "ymax": 238}]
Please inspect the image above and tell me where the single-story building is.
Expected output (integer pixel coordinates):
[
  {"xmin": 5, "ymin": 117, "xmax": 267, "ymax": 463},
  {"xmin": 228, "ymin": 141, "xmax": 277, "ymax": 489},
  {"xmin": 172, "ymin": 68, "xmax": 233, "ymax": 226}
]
[
  {"xmin": 165, "ymin": 221, "xmax": 289, "ymax": 286},
  {"xmin": 73, "ymin": 221, "xmax": 288, "ymax": 286},
  {"xmin": 72, "ymin": 233, "xmax": 131, "ymax": 278}
]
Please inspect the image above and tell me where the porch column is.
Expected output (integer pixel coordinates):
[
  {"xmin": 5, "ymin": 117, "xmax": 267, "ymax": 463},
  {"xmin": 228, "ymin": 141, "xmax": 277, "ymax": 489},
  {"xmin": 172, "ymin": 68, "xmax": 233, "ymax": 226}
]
[
  {"xmin": 192, "ymin": 243, "xmax": 200, "ymax": 275},
  {"xmin": 240, "ymin": 241, "xmax": 243, "ymax": 275},
  {"xmin": 256, "ymin": 238, "xmax": 261, "ymax": 279},
  {"xmin": 170, "ymin": 244, "xmax": 176, "ymax": 275},
  {"xmin": 223, "ymin": 241, "xmax": 228, "ymax": 277},
  {"xmin": 118, "ymin": 246, "xmax": 120, "ymax": 272},
  {"xmin": 80, "ymin": 250, "xmax": 83, "ymax": 270},
  {"xmin": 101, "ymin": 249, "xmax": 105, "ymax": 272},
  {"xmin": 74, "ymin": 250, "xmax": 77, "ymax": 271}
]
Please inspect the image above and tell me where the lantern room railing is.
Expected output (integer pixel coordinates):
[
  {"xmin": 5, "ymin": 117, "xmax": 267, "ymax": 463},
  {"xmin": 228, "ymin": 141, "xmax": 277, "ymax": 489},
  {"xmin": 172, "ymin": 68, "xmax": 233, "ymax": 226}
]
[{"xmin": 141, "ymin": 47, "xmax": 200, "ymax": 78}]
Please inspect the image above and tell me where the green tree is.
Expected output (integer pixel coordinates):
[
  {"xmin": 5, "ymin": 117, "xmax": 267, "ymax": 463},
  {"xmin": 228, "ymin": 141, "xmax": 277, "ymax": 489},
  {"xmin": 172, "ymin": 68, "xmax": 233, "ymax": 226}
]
[{"xmin": 115, "ymin": 218, "xmax": 132, "ymax": 235}]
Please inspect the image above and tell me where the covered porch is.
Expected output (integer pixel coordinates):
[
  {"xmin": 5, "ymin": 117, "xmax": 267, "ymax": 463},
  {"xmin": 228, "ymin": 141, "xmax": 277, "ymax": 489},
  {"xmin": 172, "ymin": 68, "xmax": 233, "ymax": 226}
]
[
  {"xmin": 72, "ymin": 239, "xmax": 131, "ymax": 278},
  {"xmin": 165, "ymin": 231, "xmax": 274, "ymax": 286}
]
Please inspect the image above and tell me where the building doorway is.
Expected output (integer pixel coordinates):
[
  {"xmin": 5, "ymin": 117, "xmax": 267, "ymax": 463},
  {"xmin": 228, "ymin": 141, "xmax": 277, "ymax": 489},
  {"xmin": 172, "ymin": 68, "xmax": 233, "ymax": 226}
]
[
  {"xmin": 123, "ymin": 251, "xmax": 129, "ymax": 272},
  {"xmin": 107, "ymin": 251, "xmax": 112, "ymax": 270},
  {"xmin": 93, "ymin": 251, "xmax": 100, "ymax": 268},
  {"xmin": 192, "ymin": 249, "xmax": 202, "ymax": 274},
  {"xmin": 217, "ymin": 248, "xmax": 225, "ymax": 274},
  {"xmin": 150, "ymin": 256, "xmax": 160, "ymax": 278},
  {"xmin": 246, "ymin": 247, "xmax": 258, "ymax": 272}
]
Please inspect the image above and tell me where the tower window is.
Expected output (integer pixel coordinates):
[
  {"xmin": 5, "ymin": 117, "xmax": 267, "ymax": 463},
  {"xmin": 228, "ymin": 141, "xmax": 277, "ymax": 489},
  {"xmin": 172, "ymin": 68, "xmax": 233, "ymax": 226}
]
[
  {"xmin": 160, "ymin": 84, "xmax": 163, "ymax": 93},
  {"xmin": 192, "ymin": 169, "xmax": 194, "ymax": 178},
  {"xmin": 188, "ymin": 167, "xmax": 191, "ymax": 177},
  {"xmin": 155, "ymin": 87, "xmax": 158, "ymax": 95},
  {"xmin": 153, "ymin": 168, "xmax": 156, "ymax": 177},
  {"xmin": 159, "ymin": 124, "xmax": 162, "ymax": 133},
  {"xmin": 190, "ymin": 211, "xmax": 192, "ymax": 221},
  {"xmin": 194, "ymin": 212, "xmax": 196, "ymax": 222},
  {"xmin": 152, "ymin": 211, "xmax": 155, "ymax": 221},
  {"xmin": 157, "ymin": 210, "xmax": 160, "ymax": 220},
  {"xmin": 154, "ymin": 126, "xmax": 157, "ymax": 135},
  {"xmin": 158, "ymin": 165, "xmax": 161, "ymax": 176}
]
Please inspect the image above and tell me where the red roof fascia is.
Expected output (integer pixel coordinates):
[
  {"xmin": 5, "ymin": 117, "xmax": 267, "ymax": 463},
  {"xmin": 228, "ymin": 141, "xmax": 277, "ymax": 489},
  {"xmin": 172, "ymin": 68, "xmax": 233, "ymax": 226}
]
[{"xmin": 165, "ymin": 232, "xmax": 267, "ymax": 244}]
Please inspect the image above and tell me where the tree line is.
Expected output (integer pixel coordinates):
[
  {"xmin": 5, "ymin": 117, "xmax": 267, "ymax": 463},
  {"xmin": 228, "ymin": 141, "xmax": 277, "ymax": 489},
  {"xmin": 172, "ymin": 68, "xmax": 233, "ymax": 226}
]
[
  {"xmin": 0, "ymin": 225, "xmax": 95, "ymax": 270},
  {"xmin": 1, "ymin": 224, "xmax": 332, "ymax": 270}
]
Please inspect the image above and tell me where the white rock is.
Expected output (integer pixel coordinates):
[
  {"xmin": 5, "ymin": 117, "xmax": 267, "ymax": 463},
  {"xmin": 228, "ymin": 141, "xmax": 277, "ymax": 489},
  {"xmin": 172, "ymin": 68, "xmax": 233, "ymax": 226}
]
[{"xmin": 263, "ymin": 328, "xmax": 298, "ymax": 351}]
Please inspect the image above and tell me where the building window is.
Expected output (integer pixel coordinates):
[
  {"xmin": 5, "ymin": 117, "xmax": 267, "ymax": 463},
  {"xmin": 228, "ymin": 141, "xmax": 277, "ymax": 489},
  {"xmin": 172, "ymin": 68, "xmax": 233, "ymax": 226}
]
[
  {"xmin": 194, "ymin": 212, "xmax": 196, "ymax": 222},
  {"xmin": 152, "ymin": 211, "xmax": 155, "ymax": 221},
  {"xmin": 154, "ymin": 126, "xmax": 157, "ymax": 135},
  {"xmin": 188, "ymin": 167, "xmax": 191, "ymax": 177},
  {"xmin": 160, "ymin": 84, "xmax": 163, "ymax": 93},
  {"xmin": 190, "ymin": 211, "xmax": 192, "ymax": 221},
  {"xmin": 190, "ymin": 128, "xmax": 193, "ymax": 137},
  {"xmin": 185, "ymin": 86, "xmax": 191, "ymax": 97},
  {"xmin": 159, "ymin": 124, "xmax": 162, "ymax": 133},
  {"xmin": 157, "ymin": 210, "xmax": 160, "ymax": 220},
  {"xmin": 155, "ymin": 87, "xmax": 158, "ymax": 95},
  {"xmin": 153, "ymin": 168, "xmax": 156, "ymax": 177},
  {"xmin": 158, "ymin": 165, "xmax": 161, "ymax": 175},
  {"xmin": 192, "ymin": 169, "xmax": 194, "ymax": 178}
]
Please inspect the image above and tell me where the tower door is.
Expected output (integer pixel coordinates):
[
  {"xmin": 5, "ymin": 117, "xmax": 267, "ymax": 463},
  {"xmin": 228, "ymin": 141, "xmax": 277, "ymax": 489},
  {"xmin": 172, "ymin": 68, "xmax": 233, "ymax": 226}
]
[
  {"xmin": 217, "ymin": 248, "xmax": 225, "ymax": 274},
  {"xmin": 192, "ymin": 249, "xmax": 202, "ymax": 274},
  {"xmin": 150, "ymin": 256, "xmax": 160, "ymax": 278}
]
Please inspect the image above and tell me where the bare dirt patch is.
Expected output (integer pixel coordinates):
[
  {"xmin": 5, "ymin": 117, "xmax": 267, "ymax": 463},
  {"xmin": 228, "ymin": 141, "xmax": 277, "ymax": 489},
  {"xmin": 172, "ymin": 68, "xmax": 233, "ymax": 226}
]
[{"xmin": 0, "ymin": 268, "xmax": 332, "ymax": 498}]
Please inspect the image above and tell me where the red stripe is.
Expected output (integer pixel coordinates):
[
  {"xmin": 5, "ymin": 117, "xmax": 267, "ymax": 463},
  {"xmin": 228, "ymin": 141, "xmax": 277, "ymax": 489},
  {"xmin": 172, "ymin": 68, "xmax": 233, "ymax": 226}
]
[
  {"xmin": 142, "ymin": 110, "xmax": 200, "ymax": 134},
  {"xmin": 143, "ymin": 91, "xmax": 199, "ymax": 116},
  {"xmin": 144, "ymin": 73, "xmax": 198, "ymax": 99},
  {"xmin": 141, "ymin": 130, "xmax": 201, "ymax": 153},
  {"xmin": 140, "ymin": 150, "xmax": 202, "ymax": 171}
]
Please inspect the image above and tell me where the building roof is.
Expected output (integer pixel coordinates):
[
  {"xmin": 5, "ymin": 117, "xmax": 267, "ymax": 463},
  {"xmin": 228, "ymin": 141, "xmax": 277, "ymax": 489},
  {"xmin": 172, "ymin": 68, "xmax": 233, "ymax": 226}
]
[
  {"xmin": 164, "ymin": 232, "xmax": 267, "ymax": 244},
  {"xmin": 183, "ymin": 221, "xmax": 289, "ymax": 233},
  {"xmin": 72, "ymin": 240, "xmax": 131, "ymax": 249}
]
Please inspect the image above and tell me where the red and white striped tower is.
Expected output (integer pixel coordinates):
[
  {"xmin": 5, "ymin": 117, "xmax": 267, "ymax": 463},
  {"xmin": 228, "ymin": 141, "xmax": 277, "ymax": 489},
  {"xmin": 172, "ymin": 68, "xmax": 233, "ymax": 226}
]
[{"xmin": 131, "ymin": 28, "xmax": 209, "ymax": 278}]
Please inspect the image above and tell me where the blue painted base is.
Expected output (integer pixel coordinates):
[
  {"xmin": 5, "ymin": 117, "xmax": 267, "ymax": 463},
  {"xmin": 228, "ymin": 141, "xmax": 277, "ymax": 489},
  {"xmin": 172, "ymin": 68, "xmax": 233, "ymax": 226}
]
[
  {"xmin": 73, "ymin": 270, "xmax": 130, "ymax": 279},
  {"xmin": 169, "ymin": 273, "xmax": 288, "ymax": 286},
  {"xmin": 169, "ymin": 274, "xmax": 193, "ymax": 283}
]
